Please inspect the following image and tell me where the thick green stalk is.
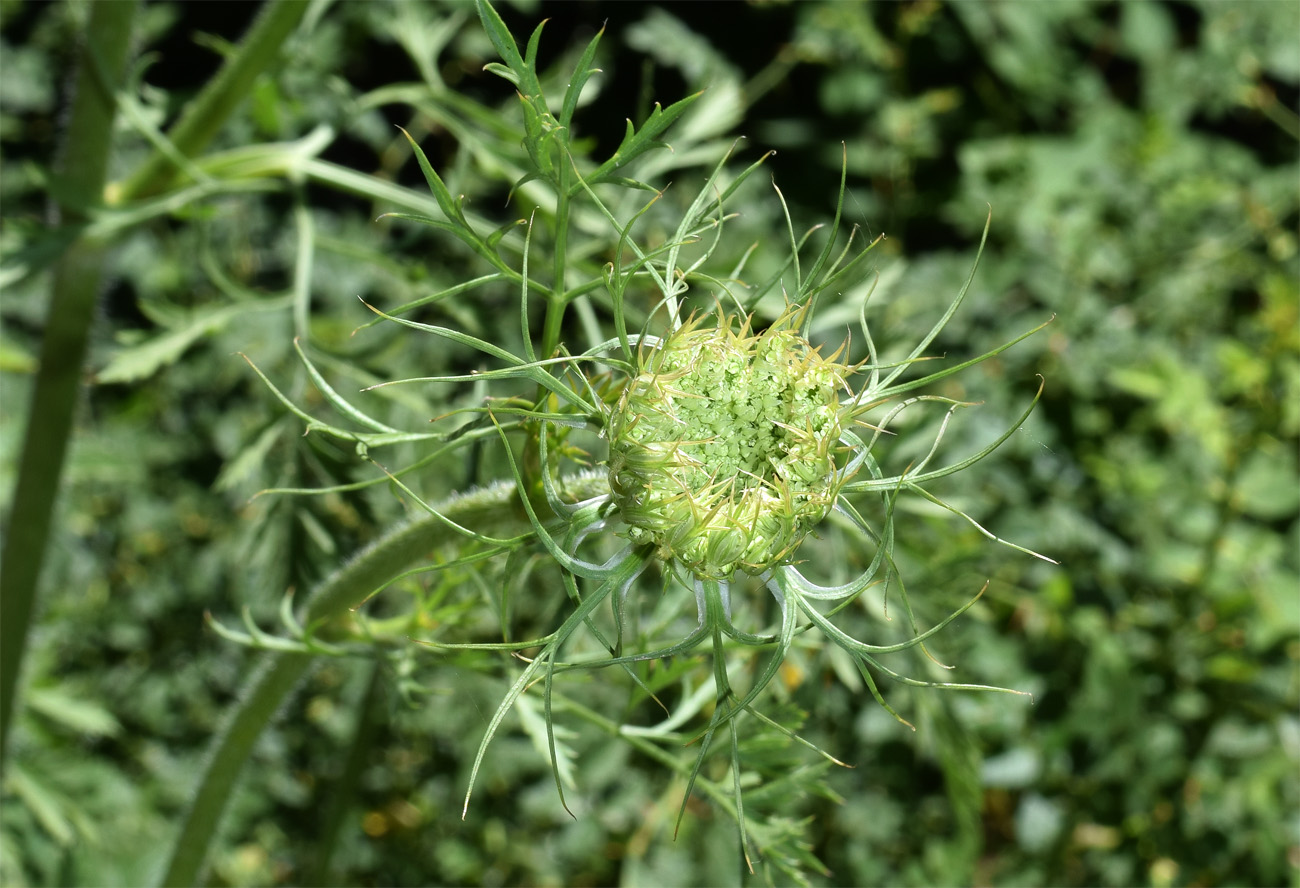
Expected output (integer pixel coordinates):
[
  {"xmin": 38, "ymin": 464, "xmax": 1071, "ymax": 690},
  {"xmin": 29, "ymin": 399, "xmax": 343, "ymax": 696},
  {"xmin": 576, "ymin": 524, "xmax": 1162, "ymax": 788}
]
[
  {"xmin": 0, "ymin": 0, "xmax": 138, "ymax": 769},
  {"xmin": 157, "ymin": 474, "xmax": 608, "ymax": 887},
  {"xmin": 159, "ymin": 652, "xmax": 313, "ymax": 888},
  {"xmin": 3, "ymin": 0, "xmax": 312, "ymax": 776},
  {"xmin": 304, "ymin": 662, "xmax": 385, "ymax": 887},
  {"xmin": 116, "ymin": 0, "xmax": 310, "ymax": 201}
]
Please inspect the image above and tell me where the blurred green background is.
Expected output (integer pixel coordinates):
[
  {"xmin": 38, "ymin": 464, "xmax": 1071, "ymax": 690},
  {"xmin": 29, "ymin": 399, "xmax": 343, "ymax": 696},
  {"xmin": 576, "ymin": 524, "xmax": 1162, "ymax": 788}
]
[{"xmin": 2, "ymin": 1, "xmax": 1296, "ymax": 885}]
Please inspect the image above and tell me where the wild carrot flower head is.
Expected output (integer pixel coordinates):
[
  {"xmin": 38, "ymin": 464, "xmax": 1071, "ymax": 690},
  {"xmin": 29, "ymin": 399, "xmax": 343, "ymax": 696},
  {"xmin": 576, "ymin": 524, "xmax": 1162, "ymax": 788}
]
[{"xmin": 609, "ymin": 306, "xmax": 853, "ymax": 578}]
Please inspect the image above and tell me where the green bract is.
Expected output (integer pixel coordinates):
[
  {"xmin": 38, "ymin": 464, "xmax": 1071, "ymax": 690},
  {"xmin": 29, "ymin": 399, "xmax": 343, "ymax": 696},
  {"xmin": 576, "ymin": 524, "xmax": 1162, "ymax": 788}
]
[{"xmin": 609, "ymin": 308, "xmax": 852, "ymax": 578}]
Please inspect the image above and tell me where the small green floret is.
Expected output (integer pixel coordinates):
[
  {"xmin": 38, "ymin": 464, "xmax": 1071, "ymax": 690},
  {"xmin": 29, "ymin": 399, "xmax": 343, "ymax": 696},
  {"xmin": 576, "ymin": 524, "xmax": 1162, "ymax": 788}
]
[{"xmin": 608, "ymin": 309, "xmax": 853, "ymax": 578}]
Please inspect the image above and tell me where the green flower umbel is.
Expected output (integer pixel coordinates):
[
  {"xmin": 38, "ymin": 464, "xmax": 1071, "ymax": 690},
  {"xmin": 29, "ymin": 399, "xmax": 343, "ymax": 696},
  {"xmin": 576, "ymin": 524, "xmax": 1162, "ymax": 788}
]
[{"xmin": 609, "ymin": 308, "xmax": 853, "ymax": 578}]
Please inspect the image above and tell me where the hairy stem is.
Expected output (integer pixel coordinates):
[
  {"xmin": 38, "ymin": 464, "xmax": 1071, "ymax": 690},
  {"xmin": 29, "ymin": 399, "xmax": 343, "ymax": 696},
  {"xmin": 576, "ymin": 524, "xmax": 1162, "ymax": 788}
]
[
  {"xmin": 159, "ymin": 652, "xmax": 313, "ymax": 888},
  {"xmin": 0, "ymin": 0, "xmax": 138, "ymax": 769},
  {"xmin": 158, "ymin": 473, "xmax": 608, "ymax": 887},
  {"xmin": 3, "ymin": 0, "xmax": 314, "ymax": 773},
  {"xmin": 304, "ymin": 661, "xmax": 385, "ymax": 887}
]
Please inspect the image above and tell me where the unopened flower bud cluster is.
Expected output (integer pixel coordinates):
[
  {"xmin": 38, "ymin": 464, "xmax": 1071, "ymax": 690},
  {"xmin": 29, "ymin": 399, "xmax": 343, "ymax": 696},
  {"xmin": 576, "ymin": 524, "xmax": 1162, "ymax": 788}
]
[{"xmin": 608, "ymin": 311, "xmax": 852, "ymax": 578}]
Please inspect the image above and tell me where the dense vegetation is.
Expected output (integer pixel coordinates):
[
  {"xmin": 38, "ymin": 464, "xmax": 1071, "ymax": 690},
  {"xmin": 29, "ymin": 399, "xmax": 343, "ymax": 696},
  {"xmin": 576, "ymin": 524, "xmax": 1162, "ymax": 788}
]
[{"xmin": 2, "ymin": 1, "xmax": 1296, "ymax": 885}]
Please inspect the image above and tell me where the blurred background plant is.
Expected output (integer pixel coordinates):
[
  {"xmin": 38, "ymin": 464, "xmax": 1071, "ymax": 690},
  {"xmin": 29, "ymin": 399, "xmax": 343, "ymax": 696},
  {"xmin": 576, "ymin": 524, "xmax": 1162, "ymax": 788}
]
[{"xmin": 1, "ymin": 1, "xmax": 1296, "ymax": 886}]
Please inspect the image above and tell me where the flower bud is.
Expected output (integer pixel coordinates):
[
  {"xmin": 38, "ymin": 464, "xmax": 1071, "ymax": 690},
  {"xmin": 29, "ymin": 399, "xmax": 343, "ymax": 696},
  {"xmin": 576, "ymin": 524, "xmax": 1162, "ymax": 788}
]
[{"xmin": 608, "ymin": 309, "xmax": 851, "ymax": 578}]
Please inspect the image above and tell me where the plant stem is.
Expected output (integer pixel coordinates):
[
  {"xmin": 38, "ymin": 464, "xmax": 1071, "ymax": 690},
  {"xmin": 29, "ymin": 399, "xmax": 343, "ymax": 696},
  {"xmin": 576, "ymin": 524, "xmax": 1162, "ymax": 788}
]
[
  {"xmin": 160, "ymin": 651, "xmax": 313, "ymax": 888},
  {"xmin": 0, "ymin": 0, "xmax": 138, "ymax": 769},
  {"xmin": 541, "ymin": 155, "xmax": 573, "ymax": 358},
  {"xmin": 3, "ymin": 0, "xmax": 315, "ymax": 772},
  {"xmin": 115, "ymin": 0, "xmax": 311, "ymax": 202},
  {"xmin": 157, "ymin": 473, "xmax": 608, "ymax": 887},
  {"xmin": 304, "ymin": 661, "xmax": 385, "ymax": 887}
]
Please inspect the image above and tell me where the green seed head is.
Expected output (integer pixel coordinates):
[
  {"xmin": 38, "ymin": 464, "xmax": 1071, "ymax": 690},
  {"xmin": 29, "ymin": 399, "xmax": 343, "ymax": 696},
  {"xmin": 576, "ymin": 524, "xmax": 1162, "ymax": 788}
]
[{"xmin": 608, "ymin": 308, "xmax": 853, "ymax": 578}]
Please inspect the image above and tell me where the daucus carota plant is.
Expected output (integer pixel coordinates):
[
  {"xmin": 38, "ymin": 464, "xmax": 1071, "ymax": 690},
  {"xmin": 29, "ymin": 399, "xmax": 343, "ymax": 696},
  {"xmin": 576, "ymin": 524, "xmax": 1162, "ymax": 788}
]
[{"xmin": 207, "ymin": 0, "xmax": 1052, "ymax": 880}]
